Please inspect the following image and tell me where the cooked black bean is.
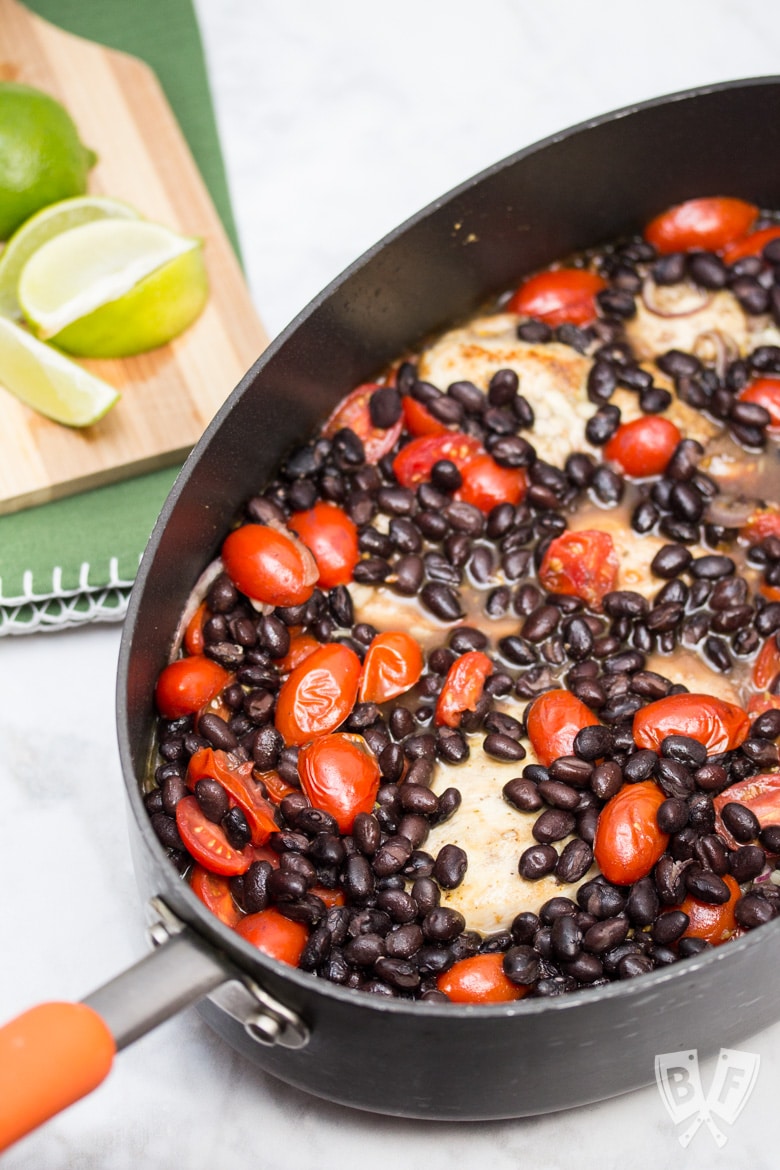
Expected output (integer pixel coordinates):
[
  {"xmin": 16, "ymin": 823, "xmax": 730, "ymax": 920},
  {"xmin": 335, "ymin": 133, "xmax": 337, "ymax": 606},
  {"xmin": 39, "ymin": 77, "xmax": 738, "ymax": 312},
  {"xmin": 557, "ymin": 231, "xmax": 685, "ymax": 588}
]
[
  {"xmin": 555, "ymin": 839, "xmax": 593, "ymax": 882},
  {"xmin": 735, "ymin": 893, "xmax": 775, "ymax": 929},
  {"xmin": 532, "ymin": 808, "xmax": 577, "ymax": 844},
  {"xmin": 432, "ymin": 843, "xmax": 468, "ymax": 890},
  {"xmin": 221, "ymin": 807, "xmax": 250, "ymax": 851},
  {"xmin": 721, "ymin": 801, "xmax": 760, "ymax": 842},
  {"xmin": 730, "ymin": 845, "xmax": 766, "ymax": 883},
  {"xmin": 685, "ymin": 868, "xmax": 731, "ymax": 904},
  {"xmin": 482, "ymin": 732, "xmax": 525, "ymax": 762},
  {"xmin": 422, "ymin": 906, "xmax": 466, "ymax": 942},
  {"xmin": 420, "ymin": 582, "xmax": 463, "ymax": 621},
  {"xmin": 651, "ymin": 543, "xmax": 692, "ymax": 578},
  {"xmin": 759, "ymin": 824, "xmax": 780, "ymax": 852},
  {"xmin": 373, "ymin": 835, "xmax": 414, "ymax": 877},
  {"xmin": 518, "ymin": 843, "xmax": 558, "ymax": 880}
]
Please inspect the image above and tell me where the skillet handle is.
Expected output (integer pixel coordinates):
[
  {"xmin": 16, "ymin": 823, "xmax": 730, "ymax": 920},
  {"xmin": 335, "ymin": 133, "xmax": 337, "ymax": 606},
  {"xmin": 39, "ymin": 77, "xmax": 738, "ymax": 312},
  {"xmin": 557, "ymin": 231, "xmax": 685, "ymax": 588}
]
[{"xmin": 0, "ymin": 927, "xmax": 229, "ymax": 1152}]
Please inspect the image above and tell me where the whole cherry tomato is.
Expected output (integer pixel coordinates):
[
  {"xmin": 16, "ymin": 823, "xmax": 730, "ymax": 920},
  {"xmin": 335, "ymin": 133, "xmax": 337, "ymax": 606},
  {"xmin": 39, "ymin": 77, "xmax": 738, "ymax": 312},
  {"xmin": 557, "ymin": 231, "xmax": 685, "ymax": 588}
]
[
  {"xmin": 456, "ymin": 454, "xmax": 527, "ymax": 512},
  {"xmin": 538, "ymin": 529, "xmax": 619, "ymax": 610},
  {"xmin": 359, "ymin": 631, "xmax": 424, "ymax": 703},
  {"xmin": 738, "ymin": 378, "xmax": 780, "ymax": 430},
  {"xmin": 190, "ymin": 865, "xmax": 242, "ymax": 927},
  {"xmin": 155, "ymin": 655, "xmax": 230, "ymax": 719},
  {"xmin": 289, "ymin": 501, "xmax": 359, "ymax": 588},
  {"xmin": 507, "ymin": 268, "xmax": 606, "ymax": 326},
  {"xmin": 437, "ymin": 953, "xmax": 529, "ymax": 1004},
  {"xmin": 323, "ymin": 382, "xmax": 404, "ymax": 462},
  {"xmin": 187, "ymin": 748, "xmax": 277, "ymax": 844},
  {"xmin": 721, "ymin": 224, "xmax": 780, "ymax": 264},
  {"xmin": 298, "ymin": 732, "xmax": 380, "ymax": 832},
  {"xmin": 525, "ymin": 688, "xmax": 600, "ymax": 766},
  {"xmin": 593, "ymin": 780, "xmax": 668, "ymax": 886},
  {"xmin": 633, "ymin": 693, "xmax": 750, "ymax": 755},
  {"xmin": 175, "ymin": 795, "xmax": 253, "ymax": 876},
  {"xmin": 603, "ymin": 416, "xmax": 682, "ymax": 478},
  {"xmin": 234, "ymin": 907, "xmax": 308, "ymax": 966},
  {"xmin": 402, "ymin": 395, "xmax": 450, "ymax": 437},
  {"xmin": 435, "ymin": 650, "xmax": 493, "ymax": 728},
  {"xmin": 275, "ymin": 642, "xmax": 362, "ymax": 745},
  {"xmin": 679, "ymin": 874, "xmax": 741, "ymax": 945},
  {"xmin": 644, "ymin": 196, "xmax": 758, "ymax": 254},
  {"xmin": 392, "ymin": 433, "xmax": 482, "ymax": 488},
  {"xmin": 221, "ymin": 523, "xmax": 317, "ymax": 607},
  {"xmin": 714, "ymin": 772, "xmax": 780, "ymax": 848}
]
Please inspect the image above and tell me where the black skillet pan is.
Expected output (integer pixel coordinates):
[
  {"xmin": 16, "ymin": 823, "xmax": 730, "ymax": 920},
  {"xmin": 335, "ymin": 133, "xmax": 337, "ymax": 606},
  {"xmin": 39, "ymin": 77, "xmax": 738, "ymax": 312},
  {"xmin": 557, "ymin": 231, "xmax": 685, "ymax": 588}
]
[{"xmin": 2, "ymin": 76, "xmax": 779, "ymax": 1149}]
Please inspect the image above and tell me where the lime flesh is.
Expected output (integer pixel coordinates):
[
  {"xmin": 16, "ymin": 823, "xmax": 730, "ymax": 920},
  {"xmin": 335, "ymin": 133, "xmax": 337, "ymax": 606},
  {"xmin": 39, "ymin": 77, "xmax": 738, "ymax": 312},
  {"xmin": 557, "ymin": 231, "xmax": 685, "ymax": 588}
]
[
  {"xmin": 18, "ymin": 219, "xmax": 209, "ymax": 358},
  {"xmin": 0, "ymin": 195, "xmax": 139, "ymax": 320},
  {"xmin": 0, "ymin": 315, "xmax": 119, "ymax": 426}
]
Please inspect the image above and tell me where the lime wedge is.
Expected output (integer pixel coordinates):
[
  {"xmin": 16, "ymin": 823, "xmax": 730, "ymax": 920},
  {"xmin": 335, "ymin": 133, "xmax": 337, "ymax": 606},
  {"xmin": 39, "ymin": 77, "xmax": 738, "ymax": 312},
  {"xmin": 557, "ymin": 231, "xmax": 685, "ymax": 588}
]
[
  {"xmin": 0, "ymin": 195, "xmax": 139, "ymax": 320},
  {"xmin": 0, "ymin": 315, "xmax": 119, "ymax": 426},
  {"xmin": 18, "ymin": 219, "xmax": 209, "ymax": 358}
]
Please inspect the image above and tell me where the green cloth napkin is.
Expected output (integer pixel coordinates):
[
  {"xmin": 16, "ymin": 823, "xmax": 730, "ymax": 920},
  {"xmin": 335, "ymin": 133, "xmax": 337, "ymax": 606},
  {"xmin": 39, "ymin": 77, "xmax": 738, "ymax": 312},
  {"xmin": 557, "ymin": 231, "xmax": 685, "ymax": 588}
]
[{"xmin": 0, "ymin": 0, "xmax": 240, "ymax": 635}]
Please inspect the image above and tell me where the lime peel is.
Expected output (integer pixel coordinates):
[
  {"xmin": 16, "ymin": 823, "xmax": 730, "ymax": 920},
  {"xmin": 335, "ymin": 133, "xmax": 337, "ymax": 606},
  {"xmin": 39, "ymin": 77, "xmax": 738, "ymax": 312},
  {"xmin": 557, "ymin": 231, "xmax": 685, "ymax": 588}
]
[{"xmin": 0, "ymin": 315, "xmax": 119, "ymax": 427}]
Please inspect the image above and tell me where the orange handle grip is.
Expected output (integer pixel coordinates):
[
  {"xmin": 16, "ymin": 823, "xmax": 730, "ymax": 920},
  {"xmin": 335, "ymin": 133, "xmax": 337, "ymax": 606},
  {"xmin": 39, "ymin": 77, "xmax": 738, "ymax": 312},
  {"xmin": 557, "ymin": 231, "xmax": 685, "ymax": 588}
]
[{"xmin": 0, "ymin": 1002, "xmax": 115, "ymax": 1151}]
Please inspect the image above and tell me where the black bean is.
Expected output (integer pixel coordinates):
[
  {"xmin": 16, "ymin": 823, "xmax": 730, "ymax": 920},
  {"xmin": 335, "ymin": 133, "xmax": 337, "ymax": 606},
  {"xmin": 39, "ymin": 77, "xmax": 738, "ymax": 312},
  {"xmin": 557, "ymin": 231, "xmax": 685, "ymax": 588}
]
[
  {"xmin": 685, "ymin": 868, "xmax": 731, "ymax": 904},
  {"xmin": 343, "ymin": 854, "xmax": 375, "ymax": 904},
  {"xmin": 759, "ymin": 824, "xmax": 780, "ymax": 853},
  {"xmin": 517, "ymin": 843, "xmax": 557, "ymax": 880},
  {"xmin": 657, "ymin": 797, "xmax": 689, "ymax": 834},
  {"xmin": 591, "ymin": 464, "xmax": 624, "ymax": 505},
  {"xmin": 652, "ymin": 910, "xmax": 689, "ymax": 945},
  {"xmin": 420, "ymin": 582, "xmax": 463, "ymax": 621},
  {"xmin": 690, "ymin": 554, "xmax": 736, "ymax": 580},
  {"xmin": 721, "ymin": 801, "xmax": 760, "ymax": 843},
  {"xmin": 192, "ymin": 777, "xmax": 229, "ymax": 824},
  {"xmin": 220, "ymin": 806, "xmax": 249, "ymax": 851},
  {"xmin": 550, "ymin": 914, "xmax": 582, "ymax": 961},
  {"xmin": 651, "ymin": 543, "xmax": 692, "ymax": 578},
  {"xmin": 555, "ymin": 839, "xmax": 594, "ymax": 882},
  {"xmin": 626, "ymin": 877, "xmax": 659, "ymax": 926},
  {"xmin": 373, "ymin": 835, "xmax": 414, "ymax": 877},
  {"xmin": 735, "ymin": 893, "xmax": 775, "ymax": 930},
  {"xmin": 482, "ymin": 732, "xmax": 525, "ymax": 762},
  {"xmin": 422, "ymin": 907, "xmax": 465, "ymax": 942},
  {"xmin": 431, "ymin": 843, "xmax": 467, "ymax": 890},
  {"xmin": 532, "ymin": 808, "xmax": 576, "ymax": 844},
  {"xmin": 590, "ymin": 762, "xmax": 623, "ymax": 801},
  {"xmin": 730, "ymin": 845, "xmax": 766, "ymax": 883},
  {"xmin": 688, "ymin": 251, "xmax": 727, "ymax": 288}
]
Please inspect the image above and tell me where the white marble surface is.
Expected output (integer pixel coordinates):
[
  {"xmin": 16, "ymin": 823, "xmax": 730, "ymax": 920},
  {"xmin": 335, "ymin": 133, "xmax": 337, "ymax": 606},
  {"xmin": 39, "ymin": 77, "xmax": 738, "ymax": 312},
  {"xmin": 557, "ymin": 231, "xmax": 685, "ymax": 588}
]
[{"xmin": 2, "ymin": 1, "xmax": 780, "ymax": 1165}]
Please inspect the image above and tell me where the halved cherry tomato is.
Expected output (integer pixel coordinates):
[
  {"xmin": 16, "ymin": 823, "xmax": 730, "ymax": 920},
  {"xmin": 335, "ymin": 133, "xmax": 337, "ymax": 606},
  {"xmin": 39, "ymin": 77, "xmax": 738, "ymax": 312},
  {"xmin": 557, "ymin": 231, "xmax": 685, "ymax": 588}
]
[
  {"xmin": 255, "ymin": 769, "xmax": 298, "ymax": 804},
  {"xmin": 289, "ymin": 502, "xmax": 359, "ymax": 588},
  {"xmin": 359, "ymin": 631, "xmax": 424, "ymax": 703},
  {"xmin": 323, "ymin": 382, "xmax": 404, "ymax": 462},
  {"xmin": 714, "ymin": 772, "xmax": 780, "ymax": 848},
  {"xmin": 435, "ymin": 650, "xmax": 493, "ymax": 728},
  {"xmin": 644, "ymin": 197, "xmax": 758, "ymax": 254},
  {"xmin": 603, "ymin": 416, "xmax": 682, "ymax": 478},
  {"xmin": 392, "ymin": 433, "xmax": 483, "ymax": 489},
  {"xmin": 436, "ymin": 953, "xmax": 528, "ymax": 1004},
  {"xmin": 221, "ymin": 523, "xmax": 317, "ymax": 607},
  {"xmin": 538, "ymin": 529, "xmax": 619, "ymax": 610},
  {"xmin": 741, "ymin": 505, "xmax": 780, "ymax": 544},
  {"xmin": 507, "ymin": 268, "xmax": 606, "ymax": 326},
  {"xmin": 184, "ymin": 601, "xmax": 208, "ymax": 656},
  {"xmin": 456, "ymin": 455, "xmax": 527, "ymax": 512},
  {"xmin": 187, "ymin": 748, "xmax": 277, "ymax": 844},
  {"xmin": 526, "ymin": 688, "xmax": 600, "ymax": 767},
  {"xmin": 753, "ymin": 635, "xmax": 780, "ymax": 691},
  {"xmin": 721, "ymin": 224, "xmax": 780, "ymax": 264},
  {"xmin": 633, "ymin": 693, "xmax": 750, "ymax": 755},
  {"xmin": 275, "ymin": 642, "xmax": 362, "ymax": 746},
  {"xmin": 234, "ymin": 908, "xmax": 308, "ymax": 966},
  {"xmin": 277, "ymin": 631, "xmax": 320, "ymax": 675},
  {"xmin": 175, "ymin": 795, "xmax": 252, "ymax": 876},
  {"xmin": 402, "ymin": 396, "xmax": 450, "ymax": 437},
  {"xmin": 298, "ymin": 732, "xmax": 380, "ymax": 833},
  {"xmin": 738, "ymin": 378, "xmax": 780, "ymax": 430},
  {"xmin": 155, "ymin": 655, "xmax": 230, "ymax": 719},
  {"xmin": 190, "ymin": 865, "xmax": 242, "ymax": 927},
  {"xmin": 593, "ymin": 780, "xmax": 668, "ymax": 886},
  {"xmin": 679, "ymin": 874, "xmax": 741, "ymax": 945}
]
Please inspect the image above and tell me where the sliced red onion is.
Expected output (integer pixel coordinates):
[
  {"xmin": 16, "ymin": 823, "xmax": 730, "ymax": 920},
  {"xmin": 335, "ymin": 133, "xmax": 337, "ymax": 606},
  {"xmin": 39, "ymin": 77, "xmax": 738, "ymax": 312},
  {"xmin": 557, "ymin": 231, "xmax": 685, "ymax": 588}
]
[
  {"xmin": 705, "ymin": 495, "xmax": 758, "ymax": 529},
  {"xmin": 172, "ymin": 557, "xmax": 225, "ymax": 656},
  {"xmin": 641, "ymin": 280, "xmax": 714, "ymax": 318},
  {"xmin": 692, "ymin": 328, "xmax": 739, "ymax": 379}
]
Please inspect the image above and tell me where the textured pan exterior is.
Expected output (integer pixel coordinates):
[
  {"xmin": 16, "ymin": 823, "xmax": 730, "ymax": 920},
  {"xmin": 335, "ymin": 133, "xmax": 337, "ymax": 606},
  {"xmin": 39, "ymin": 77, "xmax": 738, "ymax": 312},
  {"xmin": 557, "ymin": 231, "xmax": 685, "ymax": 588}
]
[{"xmin": 118, "ymin": 78, "xmax": 780, "ymax": 1119}]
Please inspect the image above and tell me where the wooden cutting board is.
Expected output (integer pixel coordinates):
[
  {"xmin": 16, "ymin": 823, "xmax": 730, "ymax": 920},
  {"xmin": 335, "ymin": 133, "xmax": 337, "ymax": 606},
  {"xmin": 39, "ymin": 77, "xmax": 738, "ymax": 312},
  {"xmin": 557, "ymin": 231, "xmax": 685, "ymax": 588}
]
[{"xmin": 0, "ymin": 0, "xmax": 268, "ymax": 515}]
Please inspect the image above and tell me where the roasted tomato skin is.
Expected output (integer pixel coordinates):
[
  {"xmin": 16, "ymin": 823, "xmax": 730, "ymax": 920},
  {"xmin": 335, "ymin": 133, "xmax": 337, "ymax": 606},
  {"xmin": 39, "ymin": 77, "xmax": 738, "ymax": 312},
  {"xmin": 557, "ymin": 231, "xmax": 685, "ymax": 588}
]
[
  {"xmin": 593, "ymin": 780, "xmax": 669, "ymax": 886},
  {"xmin": 298, "ymin": 733, "xmax": 381, "ymax": 833},
  {"xmin": 603, "ymin": 416, "xmax": 682, "ymax": 478},
  {"xmin": 155, "ymin": 655, "xmax": 230, "ymax": 719},
  {"xmin": 738, "ymin": 378, "xmax": 780, "ymax": 430},
  {"xmin": 435, "ymin": 651, "xmax": 493, "ymax": 728},
  {"xmin": 721, "ymin": 224, "xmax": 780, "ymax": 264},
  {"xmin": 538, "ymin": 530, "xmax": 619, "ymax": 610},
  {"xmin": 679, "ymin": 874, "xmax": 741, "ymax": 945},
  {"xmin": 187, "ymin": 748, "xmax": 277, "ymax": 844},
  {"xmin": 644, "ymin": 196, "xmax": 758, "ymax": 254},
  {"xmin": 633, "ymin": 693, "xmax": 750, "ymax": 755},
  {"xmin": 714, "ymin": 772, "xmax": 780, "ymax": 848},
  {"xmin": 526, "ymin": 689, "xmax": 600, "ymax": 767},
  {"xmin": 507, "ymin": 268, "xmax": 606, "ymax": 326},
  {"xmin": 221, "ymin": 523, "xmax": 316, "ymax": 607},
  {"xmin": 456, "ymin": 455, "xmax": 527, "ymax": 512},
  {"xmin": 190, "ymin": 865, "xmax": 242, "ymax": 927},
  {"xmin": 289, "ymin": 501, "xmax": 359, "ymax": 588},
  {"xmin": 234, "ymin": 908, "xmax": 308, "ymax": 966},
  {"xmin": 324, "ymin": 382, "xmax": 404, "ymax": 462},
  {"xmin": 436, "ymin": 953, "xmax": 529, "ymax": 1004},
  {"xmin": 392, "ymin": 433, "xmax": 483, "ymax": 488},
  {"xmin": 359, "ymin": 631, "xmax": 424, "ymax": 703},
  {"xmin": 275, "ymin": 642, "xmax": 362, "ymax": 746},
  {"xmin": 753, "ymin": 635, "xmax": 780, "ymax": 690},
  {"xmin": 402, "ymin": 395, "xmax": 449, "ymax": 437}
]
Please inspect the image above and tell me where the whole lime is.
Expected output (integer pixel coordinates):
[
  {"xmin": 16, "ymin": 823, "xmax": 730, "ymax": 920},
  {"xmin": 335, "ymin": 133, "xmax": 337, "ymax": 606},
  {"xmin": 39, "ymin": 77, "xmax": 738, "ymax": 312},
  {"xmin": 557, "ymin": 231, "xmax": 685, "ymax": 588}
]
[{"xmin": 0, "ymin": 82, "xmax": 97, "ymax": 241}]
